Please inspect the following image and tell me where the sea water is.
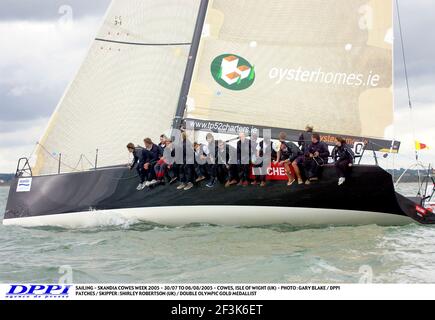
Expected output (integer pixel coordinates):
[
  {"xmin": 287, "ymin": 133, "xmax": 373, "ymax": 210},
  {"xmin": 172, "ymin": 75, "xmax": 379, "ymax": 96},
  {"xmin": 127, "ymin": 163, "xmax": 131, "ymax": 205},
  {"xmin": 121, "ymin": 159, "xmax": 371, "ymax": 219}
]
[{"xmin": 1, "ymin": 184, "xmax": 434, "ymax": 283}]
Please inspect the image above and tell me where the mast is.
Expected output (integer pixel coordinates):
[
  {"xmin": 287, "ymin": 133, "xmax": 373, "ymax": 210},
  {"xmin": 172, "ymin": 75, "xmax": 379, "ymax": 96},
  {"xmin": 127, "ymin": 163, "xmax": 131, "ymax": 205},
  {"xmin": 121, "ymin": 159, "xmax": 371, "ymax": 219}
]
[{"xmin": 172, "ymin": 0, "xmax": 209, "ymax": 133}]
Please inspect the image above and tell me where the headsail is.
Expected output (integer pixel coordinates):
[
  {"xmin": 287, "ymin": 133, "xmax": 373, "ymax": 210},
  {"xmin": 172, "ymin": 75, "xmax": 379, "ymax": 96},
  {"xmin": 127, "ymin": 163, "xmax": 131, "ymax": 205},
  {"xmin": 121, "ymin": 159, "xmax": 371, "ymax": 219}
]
[
  {"xmin": 185, "ymin": 0, "xmax": 394, "ymax": 147},
  {"xmin": 33, "ymin": 0, "xmax": 201, "ymax": 175}
]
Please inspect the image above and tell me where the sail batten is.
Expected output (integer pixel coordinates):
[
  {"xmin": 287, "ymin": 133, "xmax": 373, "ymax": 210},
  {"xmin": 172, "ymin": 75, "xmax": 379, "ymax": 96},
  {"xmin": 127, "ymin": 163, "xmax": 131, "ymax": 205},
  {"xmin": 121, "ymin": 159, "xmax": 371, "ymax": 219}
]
[{"xmin": 95, "ymin": 38, "xmax": 192, "ymax": 46}]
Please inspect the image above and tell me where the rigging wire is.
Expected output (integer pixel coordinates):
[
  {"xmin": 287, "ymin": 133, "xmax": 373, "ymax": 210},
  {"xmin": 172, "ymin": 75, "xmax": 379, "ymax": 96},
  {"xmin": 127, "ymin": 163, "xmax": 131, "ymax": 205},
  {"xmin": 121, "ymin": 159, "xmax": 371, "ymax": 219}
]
[
  {"xmin": 36, "ymin": 142, "xmax": 103, "ymax": 172},
  {"xmin": 36, "ymin": 142, "xmax": 138, "ymax": 181},
  {"xmin": 36, "ymin": 142, "xmax": 81, "ymax": 172},
  {"xmin": 396, "ymin": 0, "xmax": 414, "ymax": 113},
  {"xmin": 25, "ymin": 142, "xmax": 39, "ymax": 166},
  {"xmin": 395, "ymin": 0, "xmax": 423, "ymax": 195},
  {"xmin": 82, "ymin": 154, "xmax": 96, "ymax": 168}
]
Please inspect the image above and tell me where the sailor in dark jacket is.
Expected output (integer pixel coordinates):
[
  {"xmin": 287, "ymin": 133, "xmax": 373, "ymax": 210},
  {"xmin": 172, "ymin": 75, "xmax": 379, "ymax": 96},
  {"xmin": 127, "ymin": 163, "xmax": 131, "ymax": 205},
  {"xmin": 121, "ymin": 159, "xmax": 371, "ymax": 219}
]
[
  {"xmin": 163, "ymin": 140, "xmax": 179, "ymax": 185},
  {"xmin": 304, "ymin": 133, "xmax": 330, "ymax": 184},
  {"xmin": 214, "ymin": 140, "xmax": 238, "ymax": 187},
  {"xmin": 194, "ymin": 142, "xmax": 210, "ymax": 182},
  {"xmin": 254, "ymin": 136, "xmax": 277, "ymax": 187},
  {"xmin": 127, "ymin": 142, "xmax": 147, "ymax": 190},
  {"xmin": 236, "ymin": 132, "xmax": 252, "ymax": 186},
  {"xmin": 205, "ymin": 133, "xmax": 219, "ymax": 188},
  {"xmin": 332, "ymin": 137, "xmax": 355, "ymax": 185},
  {"xmin": 249, "ymin": 133, "xmax": 259, "ymax": 185},
  {"xmin": 298, "ymin": 125, "xmax": 314, "ymax": 153},
  {"xmin": 276, "ymin": 132, "xmax": 301, "ymax": 186},
  {"xmin": 176, "ymin": 132, "xmax": 196, "ymax": 191},
  {"xmin": 141, "ymin": 138, "xmax": 162, "ymax": 187}
]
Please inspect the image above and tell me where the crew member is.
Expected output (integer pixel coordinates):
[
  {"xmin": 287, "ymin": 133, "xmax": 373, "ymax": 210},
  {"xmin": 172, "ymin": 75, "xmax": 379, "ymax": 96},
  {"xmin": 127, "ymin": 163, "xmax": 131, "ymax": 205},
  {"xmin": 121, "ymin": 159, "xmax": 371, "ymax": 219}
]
[
  {"xmin": 304, "ymin": 133, "xmax": 330, "ymax": 184},
  {"xmin": 236, "ymin": 132, "xmax": 251, "ymax": 187},
  {"xmin": 275, "ymin": 132, "xmax": 301, "ymax": 186},
  {"xmin": 332, "ymin": 137, "xmax": 354, "ymax": 185},
  {"xmin": 142, "ymin": 138, "xmax": 161, "ymax": 187},
  {"xmin": 127, "ymin": 142, "xmax": 146, "ymax": 190}
]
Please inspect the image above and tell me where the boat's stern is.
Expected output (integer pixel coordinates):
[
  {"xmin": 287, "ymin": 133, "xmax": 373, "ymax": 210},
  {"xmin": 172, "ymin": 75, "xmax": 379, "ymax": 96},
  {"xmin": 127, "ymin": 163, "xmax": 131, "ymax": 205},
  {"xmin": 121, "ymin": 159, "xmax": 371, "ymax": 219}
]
[{"xmin": 395, "ymin": 192, "xmax": 435, "ymax": 225}]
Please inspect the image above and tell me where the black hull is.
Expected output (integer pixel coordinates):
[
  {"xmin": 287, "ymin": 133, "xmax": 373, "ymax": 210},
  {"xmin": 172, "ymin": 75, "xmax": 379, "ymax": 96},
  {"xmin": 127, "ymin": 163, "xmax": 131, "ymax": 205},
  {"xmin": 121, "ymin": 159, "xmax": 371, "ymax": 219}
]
[{"xmin": 3, "ymin": 165, "xmax": 435, "ymax": 226}]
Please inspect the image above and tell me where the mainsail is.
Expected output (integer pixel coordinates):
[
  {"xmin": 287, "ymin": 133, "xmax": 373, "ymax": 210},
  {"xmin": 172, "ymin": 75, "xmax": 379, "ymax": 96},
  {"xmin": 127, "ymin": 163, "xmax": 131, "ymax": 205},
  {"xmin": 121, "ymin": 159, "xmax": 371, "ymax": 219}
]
[
  {"xmin": 33, "ymin": 0, "xmax": 395, "ymax": 175},
  {"xmin": 33, "ymin": 0, "xmax": 201, "ymax": 175},
  {"xmin": 186, "ymin": 0, "xmax": 393, "ymax": 142}
]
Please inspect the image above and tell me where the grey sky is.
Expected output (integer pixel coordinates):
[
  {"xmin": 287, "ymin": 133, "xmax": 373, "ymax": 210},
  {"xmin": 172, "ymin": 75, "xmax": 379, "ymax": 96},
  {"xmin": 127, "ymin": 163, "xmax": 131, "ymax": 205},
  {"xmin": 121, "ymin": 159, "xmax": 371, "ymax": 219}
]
[
  {"xmin": 0, "ymin": 0, "xmax": 433, "ymax": 121},
  {"xmin": 0, "ymin": 0, "xmax": 111, "ymax": 123},
  {"xmin": 0, "ymin": 0, "xmax": 434, "ymax": 172},
  {"xmin": 0, "ymin": 0, "xmax": 110, "ymax": 21},
  {"xmin": 394, "ymin": 0, "xmax": 435, "ymax": 108}
]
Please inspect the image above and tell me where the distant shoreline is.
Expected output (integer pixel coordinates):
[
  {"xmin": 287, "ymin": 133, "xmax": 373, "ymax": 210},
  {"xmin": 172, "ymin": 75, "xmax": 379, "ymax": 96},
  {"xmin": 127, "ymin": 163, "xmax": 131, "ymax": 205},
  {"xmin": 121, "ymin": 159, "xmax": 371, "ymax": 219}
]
[{"xmin": 392, "ymin": 177, "xmax": 430, "ymax": 183}]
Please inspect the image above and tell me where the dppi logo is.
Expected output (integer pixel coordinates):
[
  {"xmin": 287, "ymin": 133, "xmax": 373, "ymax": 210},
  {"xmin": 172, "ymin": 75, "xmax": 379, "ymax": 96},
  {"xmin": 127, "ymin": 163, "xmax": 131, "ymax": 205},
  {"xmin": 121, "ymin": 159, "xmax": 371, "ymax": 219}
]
[
  {"xmin": 6, "ymin": 285, "xmax": 71, "ymax": 299},
  {"xmin": 211, "ymin": 54, "xmax": 255, "ymax": 91}
]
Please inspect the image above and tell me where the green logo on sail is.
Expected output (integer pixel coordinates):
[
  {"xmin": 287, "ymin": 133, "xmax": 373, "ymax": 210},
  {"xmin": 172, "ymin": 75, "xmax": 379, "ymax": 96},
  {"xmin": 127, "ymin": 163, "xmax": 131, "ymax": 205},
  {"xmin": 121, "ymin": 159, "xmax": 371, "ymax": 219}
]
[{"xmin": 211, "ymin": 54, "xmax": 255, "ymax": 90}]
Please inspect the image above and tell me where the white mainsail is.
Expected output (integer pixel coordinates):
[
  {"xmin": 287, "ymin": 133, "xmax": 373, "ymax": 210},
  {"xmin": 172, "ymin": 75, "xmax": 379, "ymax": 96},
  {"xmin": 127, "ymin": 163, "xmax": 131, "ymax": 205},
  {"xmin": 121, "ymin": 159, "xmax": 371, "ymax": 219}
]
[
  {"xmin": 186, "ymin": 0, "xmax": 393, "ymax": 139},
  {"xmin": 33, "ymin": 0, "xmax": 394, "ymax": 175},
  {"xmin": 33, "ymin": 0, "xmax": 201, "ymax": 175}
]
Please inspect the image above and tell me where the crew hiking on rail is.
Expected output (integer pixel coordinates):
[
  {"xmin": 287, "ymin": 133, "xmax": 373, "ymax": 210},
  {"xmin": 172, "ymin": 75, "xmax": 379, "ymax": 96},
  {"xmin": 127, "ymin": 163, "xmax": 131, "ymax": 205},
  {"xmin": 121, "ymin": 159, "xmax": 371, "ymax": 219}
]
[{"xmin": 127, "ymin": 126, "xmax": 355, "ymax": 191}]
